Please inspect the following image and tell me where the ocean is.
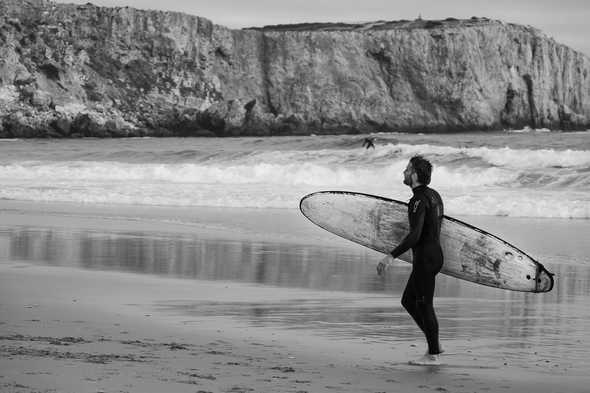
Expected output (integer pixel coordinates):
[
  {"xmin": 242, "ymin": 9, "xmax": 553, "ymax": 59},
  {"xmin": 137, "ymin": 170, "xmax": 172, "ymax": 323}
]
[{"xmin": 0, "ymin": 129, "xmax": 589, "ymax": 219}]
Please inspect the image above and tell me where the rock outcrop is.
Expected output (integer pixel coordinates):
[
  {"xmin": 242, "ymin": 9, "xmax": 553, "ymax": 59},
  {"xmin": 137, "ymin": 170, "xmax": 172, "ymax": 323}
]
[{"xmin": 1, "ymin": 0, "xmax": 589, "ymax": 137}]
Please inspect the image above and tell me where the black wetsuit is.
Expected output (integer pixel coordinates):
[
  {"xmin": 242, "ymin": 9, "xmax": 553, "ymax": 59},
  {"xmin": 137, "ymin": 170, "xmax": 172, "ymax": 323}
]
[
  {"xmin": 390, "ymin": 185, "xmax": 444, "ymax": 355},
  {"xmin": 362, "ymin": 138, "xmax": 375, "ymax": 149}
]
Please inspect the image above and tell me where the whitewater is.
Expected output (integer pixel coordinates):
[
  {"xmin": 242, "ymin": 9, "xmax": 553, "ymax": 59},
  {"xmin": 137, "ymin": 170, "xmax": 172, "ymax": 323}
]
[{"xmin": 0, "ymin": 130, "xmax": 588, "ymax": 219}]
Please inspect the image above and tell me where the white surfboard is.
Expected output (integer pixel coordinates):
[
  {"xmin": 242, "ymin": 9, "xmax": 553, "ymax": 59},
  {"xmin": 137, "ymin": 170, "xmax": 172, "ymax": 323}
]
[{"xmin": 300, "ymin": 191, "xmax": 554, "ymax": 293}]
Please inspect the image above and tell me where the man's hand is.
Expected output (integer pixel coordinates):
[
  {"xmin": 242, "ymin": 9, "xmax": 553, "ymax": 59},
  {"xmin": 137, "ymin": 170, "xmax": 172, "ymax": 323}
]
[
  {"xmin": 376, "ymin": 255, "xmax": 394, "ymax": 276},
  {"xmin": 376, "ymin": 261, "xmax": 388, "ymax": 276}
]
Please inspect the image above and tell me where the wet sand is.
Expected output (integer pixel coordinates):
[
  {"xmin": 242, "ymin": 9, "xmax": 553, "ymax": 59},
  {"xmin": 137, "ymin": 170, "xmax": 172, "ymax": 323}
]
[{"xmin": 1, "ymin": 200, "xmax": 590, "ymax": 393}]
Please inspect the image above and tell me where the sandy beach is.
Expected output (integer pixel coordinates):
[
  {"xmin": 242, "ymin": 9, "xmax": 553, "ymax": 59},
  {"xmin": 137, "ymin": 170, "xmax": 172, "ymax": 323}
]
[{"xmin": 1, "ymin": 200, "xmax": 590, "ymax": 393}]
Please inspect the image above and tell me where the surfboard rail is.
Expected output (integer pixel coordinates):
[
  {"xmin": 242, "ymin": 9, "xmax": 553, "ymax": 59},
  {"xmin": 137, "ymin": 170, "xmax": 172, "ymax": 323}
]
[{"xmin": 300, "ymin": 191, "xmax": 554, "ymax": 293}]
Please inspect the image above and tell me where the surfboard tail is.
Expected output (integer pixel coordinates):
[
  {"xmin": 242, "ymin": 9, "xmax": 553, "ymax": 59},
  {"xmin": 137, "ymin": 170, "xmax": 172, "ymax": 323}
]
[{"xmin": 535, "ymin": 263, "xmax": 555, "ymax": 293}]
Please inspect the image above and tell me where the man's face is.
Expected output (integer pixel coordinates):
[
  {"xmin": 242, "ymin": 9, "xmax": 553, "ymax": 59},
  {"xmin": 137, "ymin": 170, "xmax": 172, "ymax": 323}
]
[{"xmin": 403, "ymin": 162, "xmax": 414, "ymax": 186}]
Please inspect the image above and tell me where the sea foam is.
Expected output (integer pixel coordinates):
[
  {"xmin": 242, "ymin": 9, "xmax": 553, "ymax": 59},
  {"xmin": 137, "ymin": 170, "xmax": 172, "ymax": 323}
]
[{"xmin": 0, "ymin": 137, "xmax": 588, "ymax": 219}]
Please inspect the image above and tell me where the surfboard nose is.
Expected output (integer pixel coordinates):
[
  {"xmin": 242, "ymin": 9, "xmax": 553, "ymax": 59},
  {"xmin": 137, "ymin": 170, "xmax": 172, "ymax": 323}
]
[
  {"xmin": 299, "ymin": 193, "xmax": 317, "ymax": 220},
  {"xmin": 535, "ymin": 264, "xmax": 554, "ymax": 293}
]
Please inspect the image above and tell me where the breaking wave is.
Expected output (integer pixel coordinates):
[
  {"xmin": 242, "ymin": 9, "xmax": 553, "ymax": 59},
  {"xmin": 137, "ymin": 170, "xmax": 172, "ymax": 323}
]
[{"xmin": 0, "ymin": 137, "xmax": 588, "ymax": 218}]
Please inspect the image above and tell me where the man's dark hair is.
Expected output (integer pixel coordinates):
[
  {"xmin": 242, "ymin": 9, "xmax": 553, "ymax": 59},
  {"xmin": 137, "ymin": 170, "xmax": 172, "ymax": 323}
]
[{"xmin": 409, "ymin": 155, "xmax": 432, "ymax": 185}]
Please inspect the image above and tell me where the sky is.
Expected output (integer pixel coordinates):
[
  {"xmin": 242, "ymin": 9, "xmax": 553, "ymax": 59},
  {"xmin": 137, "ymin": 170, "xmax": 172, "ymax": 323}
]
[{"xmin": 55, "ymin": 0, "xmax": 590, "ymax": 56}]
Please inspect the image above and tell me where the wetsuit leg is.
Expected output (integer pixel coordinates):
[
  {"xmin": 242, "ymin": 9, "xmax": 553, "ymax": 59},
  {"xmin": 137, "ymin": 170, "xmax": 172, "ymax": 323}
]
[
  {"xmin": 416, "ymin": 269, "xmax": 440, "ymax": 354},
  {"xmin": 401, "ymin": 270, "xmax": 426, "ymax": 334},
  {"xmin": 410, "ymin": 246, "xmax": 444, "ymax": 355}
]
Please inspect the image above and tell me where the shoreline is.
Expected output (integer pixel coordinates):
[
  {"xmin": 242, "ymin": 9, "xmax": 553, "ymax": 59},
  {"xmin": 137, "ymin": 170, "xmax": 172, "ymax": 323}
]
[
  {"xmin": 1, "ymin": 128, "xmax": 589, "ymax": 140},
  {"xmin": 1, "ymin": 198, "xmax": 589, "ymax": 262}
]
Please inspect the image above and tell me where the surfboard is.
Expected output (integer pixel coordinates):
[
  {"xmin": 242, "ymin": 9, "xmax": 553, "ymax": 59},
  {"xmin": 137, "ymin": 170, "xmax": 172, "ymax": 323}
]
[{"xmin": 300, "ymin": 191, "xmax": 554, "ymax": 293}]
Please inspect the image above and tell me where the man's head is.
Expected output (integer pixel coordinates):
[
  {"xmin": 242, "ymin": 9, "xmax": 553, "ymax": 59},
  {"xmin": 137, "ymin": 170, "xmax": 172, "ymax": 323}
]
[{"xmin": 403, "ymin": 155, "xmax": 432, "ymax": 187}]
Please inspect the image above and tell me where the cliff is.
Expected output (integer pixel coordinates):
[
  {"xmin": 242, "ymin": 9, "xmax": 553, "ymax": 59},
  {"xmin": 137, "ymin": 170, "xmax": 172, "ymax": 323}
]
[{"xmin": 1, "ymin": 0, "xmax": 589, "ymax": 137}]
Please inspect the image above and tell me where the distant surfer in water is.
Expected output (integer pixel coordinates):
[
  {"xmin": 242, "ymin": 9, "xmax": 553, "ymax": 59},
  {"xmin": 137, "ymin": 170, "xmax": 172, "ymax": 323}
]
[
  {"xmin": 362, "ymin": 137, "xmax": 375, "ymax": 149},
  {"xmin": 377, "ymin": 155, "xmax": 444, "ymax": 365}
]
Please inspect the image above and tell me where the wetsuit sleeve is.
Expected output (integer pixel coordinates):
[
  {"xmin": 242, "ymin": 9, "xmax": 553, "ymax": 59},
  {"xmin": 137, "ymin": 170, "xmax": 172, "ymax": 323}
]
[{"xmin": 390, "ymin": 198, "xmax": 426, "ymax": 259}]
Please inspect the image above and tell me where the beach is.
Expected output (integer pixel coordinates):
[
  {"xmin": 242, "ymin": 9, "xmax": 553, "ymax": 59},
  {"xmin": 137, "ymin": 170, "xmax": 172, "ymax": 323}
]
[
  {"xmin": 1, "ymin": 200, "xmax": 589, "ymax": 393},
  {"xmin": 2, "ymin": 0, "xmax": 590, "ymax": 389}
]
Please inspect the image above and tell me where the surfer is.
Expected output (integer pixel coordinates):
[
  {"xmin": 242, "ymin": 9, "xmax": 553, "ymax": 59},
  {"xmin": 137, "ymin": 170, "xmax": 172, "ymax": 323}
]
[
  {"xmin": 362, "ymin": 137, "xmax": 375, "ymax": 149},
  {"xmin": 377, "ymin": 155, "xmax": 444, "ymax": 365}
]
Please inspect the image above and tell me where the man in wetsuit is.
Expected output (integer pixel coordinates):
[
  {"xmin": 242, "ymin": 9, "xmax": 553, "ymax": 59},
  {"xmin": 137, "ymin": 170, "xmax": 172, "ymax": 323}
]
[
  {"xmin": 377, "ymin": 155, "xmax": 444, "ymax": 365},
  {"xmin": 362, "ymin": 137, "xmax": 375, "ymax": 149}
]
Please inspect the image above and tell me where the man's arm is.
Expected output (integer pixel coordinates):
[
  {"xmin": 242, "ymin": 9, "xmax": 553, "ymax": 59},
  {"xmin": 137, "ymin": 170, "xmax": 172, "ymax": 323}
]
[{"xmin": 390, "ymin": 198, "xmax": 426, "ymax": 259}]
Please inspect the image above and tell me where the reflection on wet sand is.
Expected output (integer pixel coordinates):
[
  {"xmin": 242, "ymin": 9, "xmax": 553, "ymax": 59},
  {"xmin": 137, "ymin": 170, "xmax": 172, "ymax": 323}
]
[
  {"xmin": 3, "ymin": 227, "xmax": 395, "ymax": 292},
  {"xmin": 3, "ymin": 227, "xmax": 589, "ymax": 298},
  {"xmin": 2, "ymin": 226, "xmax": 589, "ymax": 373}
]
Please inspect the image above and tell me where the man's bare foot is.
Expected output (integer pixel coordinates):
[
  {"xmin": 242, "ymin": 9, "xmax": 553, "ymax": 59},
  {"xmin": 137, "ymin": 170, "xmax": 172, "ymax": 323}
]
[{"xmin": 409, "ymin": 354, "xmax": 441, "ymax": 366}]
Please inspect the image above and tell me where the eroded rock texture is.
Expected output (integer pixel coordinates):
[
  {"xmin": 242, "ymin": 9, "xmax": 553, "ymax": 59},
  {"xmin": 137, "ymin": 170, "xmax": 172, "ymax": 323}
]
[{"xmin": 1, "ymin": 0, "xmax": 588, "ymax": 137}]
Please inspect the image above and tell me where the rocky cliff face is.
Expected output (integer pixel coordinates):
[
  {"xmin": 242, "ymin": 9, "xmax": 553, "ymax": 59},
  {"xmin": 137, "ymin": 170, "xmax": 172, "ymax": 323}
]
[{"xmin": 1, "ymin": 0, "xmax": 589, "ymax": 137}]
